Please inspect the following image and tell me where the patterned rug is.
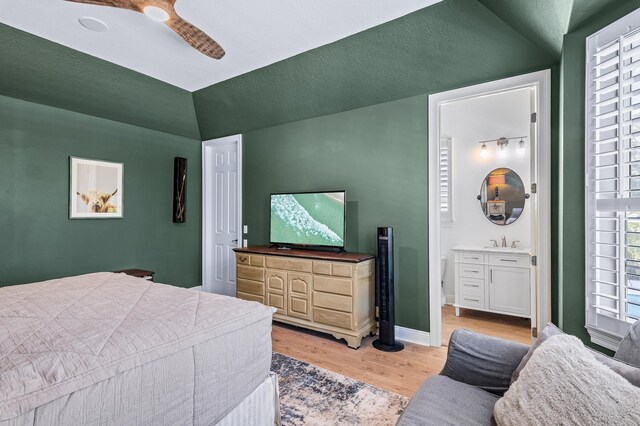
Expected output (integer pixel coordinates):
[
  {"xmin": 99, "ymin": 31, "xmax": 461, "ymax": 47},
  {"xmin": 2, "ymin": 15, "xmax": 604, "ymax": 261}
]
[{"xmin": 271, "ymin": 352, "xmax": 409, "ymax": 425}]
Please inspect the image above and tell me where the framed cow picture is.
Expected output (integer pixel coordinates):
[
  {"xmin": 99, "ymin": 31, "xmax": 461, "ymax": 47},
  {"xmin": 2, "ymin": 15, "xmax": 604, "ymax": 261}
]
[{"xmin": 69, "ymin": 157, "xmax": 123, "ymax": 219}]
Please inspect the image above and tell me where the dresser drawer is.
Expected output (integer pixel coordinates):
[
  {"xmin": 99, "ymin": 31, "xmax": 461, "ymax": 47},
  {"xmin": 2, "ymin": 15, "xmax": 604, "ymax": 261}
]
[
  {"xmin": 250, "ymin": 255, "xmax": 265, "ymax": 267},
  {"xmin": 313, "ymin": 307, "xmax": 353, "ymax": 329},
  {"xmin": 237, "ymin": 291, "xmax": 264, "ymax": 305},
  {"xmin": 313, "ymin": 261, "xmax": 332, "ymax": 275},
  {"xmin": 236, "ymin": 278, "xmax": 264, "ymax": 296},
  {"xmin": 459, "ymin": 277, "xmax": 484, "ymax": 296},
  {"xmin": 266, "ymin": 256, "xmax": 312, "ymax": 273},
  {"xmin": 489, "ymin": 254, "xmax": 529, "ymax": 268},
  {"xmin": 312, "ymin": 261, "xmax": 353, "ymax": 278},
  {"xmin": 458, "ymin": 263, "xmax": 485, "ymax": 279},
  {"xmin": 313, "ymin": 291, "xmax": 352, "ymax": 313},
  {"xmin": 457, "ymin": 252, "xmax": 485, "ymax": 264},
  {"xmin": 237, "ymin": 265, "xmax": 265, "ymax": 282},
  {"xmin": 459, "ymin": 293, "xmax": 485, "ymax": 309},
  {"xmin": 332, "ymin": 263, "xmax": 353, "ymax": 278},
  {"xmin": 314, "ymin": 276, "xmax": 353, "ymax": 296}
]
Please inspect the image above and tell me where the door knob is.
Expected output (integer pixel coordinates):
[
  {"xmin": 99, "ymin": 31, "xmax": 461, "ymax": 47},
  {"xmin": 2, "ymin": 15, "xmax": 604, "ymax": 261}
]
[{"xmin": 231, "ymin": 239, "xmax": 238, "ymax": 244}]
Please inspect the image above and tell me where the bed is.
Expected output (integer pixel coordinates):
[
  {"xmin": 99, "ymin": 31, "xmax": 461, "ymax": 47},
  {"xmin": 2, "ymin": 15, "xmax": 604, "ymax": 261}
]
[{"xmin": 0, "ymin": 272, "xmax": 279, "ymax": 425}]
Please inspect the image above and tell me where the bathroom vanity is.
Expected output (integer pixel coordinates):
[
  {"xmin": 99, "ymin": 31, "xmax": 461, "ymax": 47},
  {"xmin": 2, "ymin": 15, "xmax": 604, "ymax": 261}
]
[{"xmin": 451, "ymin": 246, "xmax": 532, "ymax": 318}]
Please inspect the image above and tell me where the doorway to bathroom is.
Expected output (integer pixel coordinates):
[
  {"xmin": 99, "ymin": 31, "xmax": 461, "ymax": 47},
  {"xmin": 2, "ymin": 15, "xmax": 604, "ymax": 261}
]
[{"xmin": 428, "ymin": 71, "xmax": 552, "ymax": 347}]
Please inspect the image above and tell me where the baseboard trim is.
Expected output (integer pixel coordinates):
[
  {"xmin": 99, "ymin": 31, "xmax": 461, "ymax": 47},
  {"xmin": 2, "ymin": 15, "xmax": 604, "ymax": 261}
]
[
  {"xmin": 190, "ymin": 285, "xmax": 203, "ymax": 291},
  {"xmin": 395, "ymin": 325, "xmax": 431, "ymax": 346}
]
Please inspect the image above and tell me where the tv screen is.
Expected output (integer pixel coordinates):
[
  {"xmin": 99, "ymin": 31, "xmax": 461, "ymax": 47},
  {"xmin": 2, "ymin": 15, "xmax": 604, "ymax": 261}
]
[{"xmin": 270, "ymin": 191, "xmax": 346, "ymax": 248}]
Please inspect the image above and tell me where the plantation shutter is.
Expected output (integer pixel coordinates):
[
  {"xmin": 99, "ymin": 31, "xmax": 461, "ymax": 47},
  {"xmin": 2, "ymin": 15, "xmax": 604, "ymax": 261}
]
[
  {"xmin": 440, "ymin": 138, "xmax": 453, "ymax": 223},
  {"xmin": 586, "ymin": 10, "xmax": 640, "ymax": 348}
]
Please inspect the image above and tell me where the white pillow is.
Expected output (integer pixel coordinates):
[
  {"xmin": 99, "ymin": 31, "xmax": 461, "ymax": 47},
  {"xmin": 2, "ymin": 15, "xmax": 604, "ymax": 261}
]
[{"xmin": 494, "ymin": 334, "xmax": 640, "ymax": 425}]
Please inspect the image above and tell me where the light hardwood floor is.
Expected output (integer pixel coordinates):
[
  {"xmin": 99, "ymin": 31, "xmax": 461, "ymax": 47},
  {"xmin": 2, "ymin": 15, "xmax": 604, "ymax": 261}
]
[{"xmin": 272, "ymin": 305, "xmax": 531, "ymax": 397}]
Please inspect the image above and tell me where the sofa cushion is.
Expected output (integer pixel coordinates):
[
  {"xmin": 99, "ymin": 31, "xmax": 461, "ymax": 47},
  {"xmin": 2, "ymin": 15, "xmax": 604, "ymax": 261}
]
[
  {"xmin": 494, "ymin": 335, "xmax": 640, "ymax": 426},
  {"xmin": 591, "ymin": 349, "xmax": 640, "ymax": 388},
  {"xmin": 443, "ymin": 329, "xmax": 529, "ymax": 396},
  {"xmin": 510, "ymin": 322, "xmax": 563, "ymax": 383},
  {"xmin": 615, "ymin": 320, "xmax": 640, "ymax": 367},
  {"xmin": 397, "ymin": 376, "xmax": 499, "ymax": 426}
]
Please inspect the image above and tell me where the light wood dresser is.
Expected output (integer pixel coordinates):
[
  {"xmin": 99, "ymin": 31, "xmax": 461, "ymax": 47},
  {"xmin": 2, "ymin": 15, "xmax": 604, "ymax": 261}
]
[{"xmin": 233, "ymin": 246, "xmax": 376, "ymax": 349}]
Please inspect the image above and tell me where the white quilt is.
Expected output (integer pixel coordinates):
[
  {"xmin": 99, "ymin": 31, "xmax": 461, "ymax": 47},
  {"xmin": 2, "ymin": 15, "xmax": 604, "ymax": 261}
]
[{"xmin": 0, "ymin": 272, "xmax": 275, "ymax": 424}]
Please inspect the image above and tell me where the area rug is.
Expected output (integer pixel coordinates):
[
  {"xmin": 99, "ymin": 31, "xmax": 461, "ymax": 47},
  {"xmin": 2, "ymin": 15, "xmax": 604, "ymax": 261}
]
[{"xmin": 271, "ymin": 352, "xmax": 409, "ymax": 425}]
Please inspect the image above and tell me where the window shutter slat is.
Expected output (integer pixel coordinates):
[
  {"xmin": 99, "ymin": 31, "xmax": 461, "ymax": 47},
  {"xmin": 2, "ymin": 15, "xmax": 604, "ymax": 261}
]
[{"xmin": 439, "ymin": 139, "xmax": 453, "ymax": 221}]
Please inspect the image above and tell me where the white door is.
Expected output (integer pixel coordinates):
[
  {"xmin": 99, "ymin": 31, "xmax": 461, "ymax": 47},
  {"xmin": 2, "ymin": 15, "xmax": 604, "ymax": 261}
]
[{"xmin": 203, "ymin": 135, "xmax": 242, "ymax": 296}]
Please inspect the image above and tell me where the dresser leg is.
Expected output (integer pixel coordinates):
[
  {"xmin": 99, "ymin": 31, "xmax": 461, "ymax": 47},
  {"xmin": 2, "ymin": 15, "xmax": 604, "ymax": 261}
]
[
  {"xmin": 345, "ymin": 335, "xmax": 362, "ymax": 350},
  {"xmin": 332, "ymin": 333, "xmax": 362, "ymax": 349}
]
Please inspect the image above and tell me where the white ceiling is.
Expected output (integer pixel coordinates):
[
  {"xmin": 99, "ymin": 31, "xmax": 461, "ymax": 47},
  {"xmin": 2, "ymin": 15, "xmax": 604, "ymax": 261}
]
[{"xmin": 0, "ymin": 0, "xmax": 441, "ymax": 92}]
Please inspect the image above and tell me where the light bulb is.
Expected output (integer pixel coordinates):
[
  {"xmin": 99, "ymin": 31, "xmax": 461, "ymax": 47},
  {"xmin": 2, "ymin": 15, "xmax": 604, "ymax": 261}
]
[
  {"xmin": 518, "ymin": 139, "xmax": 526, "ymax": 156},
  {"xmin": 480, "ymin": 143, "xmax": 488, "ymax": 158},
  {"xmin": 143, "ymin": 5, "xmax": 170, "ymax": 22},
  {"xmin": 497, "ymin": 146, "xmax": 507, "ymax": 158}
]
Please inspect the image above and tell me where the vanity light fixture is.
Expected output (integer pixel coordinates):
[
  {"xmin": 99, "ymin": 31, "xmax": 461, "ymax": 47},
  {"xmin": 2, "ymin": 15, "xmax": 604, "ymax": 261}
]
[{"xmin": 477, "ymin": 136, "xmax": 528, "ymax": 158}]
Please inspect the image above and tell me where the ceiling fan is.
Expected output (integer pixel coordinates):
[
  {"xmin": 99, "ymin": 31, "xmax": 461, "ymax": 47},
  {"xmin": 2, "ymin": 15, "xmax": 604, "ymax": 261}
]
[{"xmin": 65, "ymin": 0, "xmax": 225, "ymax": 59}]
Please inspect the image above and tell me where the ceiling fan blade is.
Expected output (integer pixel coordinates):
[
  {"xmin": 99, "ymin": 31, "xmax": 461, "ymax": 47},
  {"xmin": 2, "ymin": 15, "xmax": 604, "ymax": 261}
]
[
  {"xmin": 165, "ymin": 15, "xmax": 225, "ymax": 59},
  {"xmin": 64, "ymin": 0, "xmax": 141, "ymax": 12}
]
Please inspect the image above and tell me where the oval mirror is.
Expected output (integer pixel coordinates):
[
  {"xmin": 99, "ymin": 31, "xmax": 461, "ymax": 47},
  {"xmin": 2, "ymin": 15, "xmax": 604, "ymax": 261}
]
[{"xmin": 478, "ymin": 168, "xmax": 526, "ymax": 226}]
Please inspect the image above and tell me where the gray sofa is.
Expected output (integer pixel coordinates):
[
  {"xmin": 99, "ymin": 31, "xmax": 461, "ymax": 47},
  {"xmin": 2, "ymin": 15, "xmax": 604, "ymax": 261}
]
[{"xmin": 397, "ymin": 323, "xmax": 640, "ymax": 425}]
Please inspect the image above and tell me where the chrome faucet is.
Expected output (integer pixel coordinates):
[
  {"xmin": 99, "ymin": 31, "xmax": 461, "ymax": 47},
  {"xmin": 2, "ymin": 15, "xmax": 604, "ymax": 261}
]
[
  {"xmin": 511, "ymin": 240, "xmax": 520, "ymax": 248},
  {"xmin": 501, "ymin": 235, "xmax": 507, "ymax": 247},
  {"xmin": 490, "ymin": 239, "xmax": 498, "ymax": 248}
]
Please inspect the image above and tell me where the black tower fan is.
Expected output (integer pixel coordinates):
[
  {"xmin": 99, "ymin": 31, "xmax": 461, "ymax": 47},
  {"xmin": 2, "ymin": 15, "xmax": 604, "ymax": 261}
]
[{"xmin": 373, "ymin": 227, "xmax": 404, "ymax": 352}]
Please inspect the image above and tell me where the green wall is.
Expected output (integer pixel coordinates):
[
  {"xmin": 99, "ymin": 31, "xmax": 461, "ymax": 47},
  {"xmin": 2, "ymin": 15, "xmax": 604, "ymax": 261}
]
[
  {"xmin": 222, "ymin": 0, "xmax": 565, "ymax": 333},
  {"xmin": 558, "ymin": 0, "xmax": 640, "ymax": 346},
  {"xmin": 194, "ymin": 0, "xmax": 555, "ymax": 140},
  {"xmin": 0, "ymin": 95, "xmax": 202, "ymax": 288},
  {"xmin": 0, "ymin": 23, "xmax": 200, "ymax": 139},
  {"xmin": 243, "ymin": 96, "xmax": 429, "ymax": 330}
]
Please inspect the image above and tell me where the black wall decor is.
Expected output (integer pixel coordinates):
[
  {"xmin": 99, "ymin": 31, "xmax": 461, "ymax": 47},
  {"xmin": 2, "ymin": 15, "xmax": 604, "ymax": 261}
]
[{"xmin": 173, "ymin": 157, "xmax": 187, "ymax": 223}]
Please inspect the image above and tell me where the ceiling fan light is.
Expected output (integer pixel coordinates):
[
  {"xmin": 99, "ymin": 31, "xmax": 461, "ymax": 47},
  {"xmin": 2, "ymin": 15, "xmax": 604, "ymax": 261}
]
[{"xmin": 143, "ymin": 5, "xmax": 170, "ymax": 22}]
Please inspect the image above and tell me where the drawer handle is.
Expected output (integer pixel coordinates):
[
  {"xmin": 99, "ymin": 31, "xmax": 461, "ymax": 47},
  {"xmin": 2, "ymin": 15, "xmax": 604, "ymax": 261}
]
[
  {"xmin": 464, "ymin": 269, "xmax": 480, "ymax": 273},
  {"xmin": 464, "ymin": 284, "xmax": 480, "ymax": 288},
  {"xmin": 466, "ymin": 257, "xmax": 479, "ymax": 260},
  {"xmin": 500, "ymin": 259, "xmax": 518, "ymax": 262},
  {"xmin": 464, "ymin": 297, "xmax": 480, "ymax": 302},
  {"xmin": 240, "ymin": 257, "xmax": 248, "ymax": 262}
]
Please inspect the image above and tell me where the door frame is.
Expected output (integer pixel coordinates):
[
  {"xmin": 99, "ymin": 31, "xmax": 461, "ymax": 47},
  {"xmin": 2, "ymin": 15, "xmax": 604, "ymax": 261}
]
[
  {"xmin": 202, "ymin": 134, "xmax": 243, "ymax": 293},
  {"xmin": 427, "ymin": 70, "xmax": 551, "ymax": 347}
]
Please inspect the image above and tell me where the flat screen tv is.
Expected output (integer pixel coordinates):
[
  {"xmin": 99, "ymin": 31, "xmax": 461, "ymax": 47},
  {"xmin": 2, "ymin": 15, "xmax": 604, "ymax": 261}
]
[{"xmin": 270, "ymin": 191, "xmax": 346, "ymax": 248}]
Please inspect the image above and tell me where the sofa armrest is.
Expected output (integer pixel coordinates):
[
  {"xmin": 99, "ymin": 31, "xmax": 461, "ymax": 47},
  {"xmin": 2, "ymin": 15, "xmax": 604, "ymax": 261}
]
[{"xmin": 441, "ymin": 329, "xmax": 529, "ymax": 396}]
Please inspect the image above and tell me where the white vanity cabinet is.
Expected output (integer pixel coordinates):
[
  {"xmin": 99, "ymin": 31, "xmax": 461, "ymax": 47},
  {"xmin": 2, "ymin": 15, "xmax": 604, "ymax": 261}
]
[{"xmin": 452, "ymin": 247, "xmax": 531, "ymax": 318}]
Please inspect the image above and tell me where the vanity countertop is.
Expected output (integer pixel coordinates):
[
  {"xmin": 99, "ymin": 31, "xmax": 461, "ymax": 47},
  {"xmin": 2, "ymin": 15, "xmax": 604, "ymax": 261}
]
[{"xmin": 451, "ymin": 245, "xmax": 531, "ymax": 255}]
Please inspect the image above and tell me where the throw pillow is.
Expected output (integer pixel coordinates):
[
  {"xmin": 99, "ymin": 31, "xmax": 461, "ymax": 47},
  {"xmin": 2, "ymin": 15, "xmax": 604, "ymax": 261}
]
[
  {"xmin": 510, "ymin": 322, "xmax": 563, "ymax": 384},
  {"xmin": 615, "ymin": 320, "xmax": 640, "ymax": 367},
  {"xmin": 494, "ymin": 335, "xmax": 640, "ymax": 426}
]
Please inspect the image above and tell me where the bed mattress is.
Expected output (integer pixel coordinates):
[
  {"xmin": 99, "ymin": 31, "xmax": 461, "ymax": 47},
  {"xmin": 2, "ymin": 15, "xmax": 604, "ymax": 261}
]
[{"xmin": 0, "ymin": 272, "xmax": 275, "ymax": 425}]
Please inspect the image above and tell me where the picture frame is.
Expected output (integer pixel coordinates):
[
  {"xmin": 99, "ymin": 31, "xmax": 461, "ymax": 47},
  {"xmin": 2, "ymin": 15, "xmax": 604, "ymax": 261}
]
[{"xmin": 69, "ymin": 157, "xmax": 123, "ymax": 219}]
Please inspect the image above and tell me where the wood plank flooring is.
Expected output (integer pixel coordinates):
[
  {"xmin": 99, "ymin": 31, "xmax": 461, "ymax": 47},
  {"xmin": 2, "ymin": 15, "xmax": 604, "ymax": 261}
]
[{"xmin": 272, "ymin": 305, "xmax": 531, "ymax": 397}]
